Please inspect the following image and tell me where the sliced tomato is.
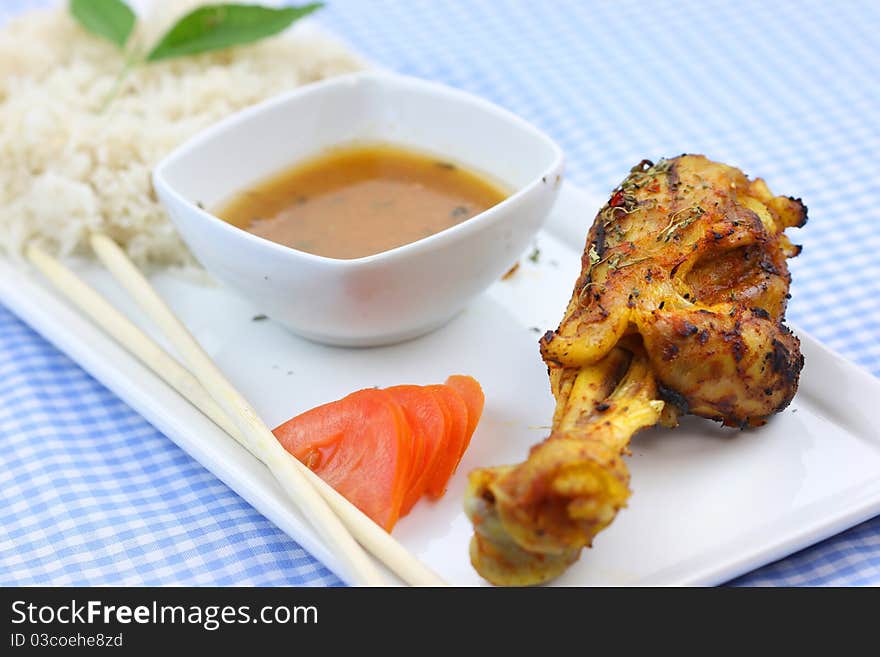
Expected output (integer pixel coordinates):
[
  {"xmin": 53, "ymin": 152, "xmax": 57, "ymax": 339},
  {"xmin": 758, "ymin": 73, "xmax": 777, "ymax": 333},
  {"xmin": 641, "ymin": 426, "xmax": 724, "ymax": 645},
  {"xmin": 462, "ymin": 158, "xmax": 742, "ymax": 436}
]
[
  {"xmin": 445, "ymin": 375, "xmax": 485, "ymax": 458},
  {"xmin": 272, "ymin": 375, "xmax": 485, "ymax": 525},
  {"xmin": 387, "ymin": 385, "xmax": 446, "ymax": 516},
  {"xmin": 424, "ymin": 384, "xmax": 468, "ymax": 500},
  {"xmin": 386, "ymin": 386, "xmax": 425, "ymax": 496},
  {"xmin": 272, "ymin": 388, "xmax": 411, "ymax": 531}
]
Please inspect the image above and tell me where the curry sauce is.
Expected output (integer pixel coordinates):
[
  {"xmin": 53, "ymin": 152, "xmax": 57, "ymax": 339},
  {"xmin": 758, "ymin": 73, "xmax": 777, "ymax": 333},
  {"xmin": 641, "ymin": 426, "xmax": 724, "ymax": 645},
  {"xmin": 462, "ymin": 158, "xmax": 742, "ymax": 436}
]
[{"xmin": 217, "ymin": 143, "xmax": 508, "ymax": 259}]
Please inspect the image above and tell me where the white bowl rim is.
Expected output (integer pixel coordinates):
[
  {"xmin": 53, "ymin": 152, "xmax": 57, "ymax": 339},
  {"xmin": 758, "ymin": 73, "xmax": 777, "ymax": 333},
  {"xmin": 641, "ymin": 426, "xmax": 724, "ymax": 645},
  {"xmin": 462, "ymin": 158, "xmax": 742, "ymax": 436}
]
[{"xmin": 153, "ymin": 70, "xmax": 565, "ymax": 268}]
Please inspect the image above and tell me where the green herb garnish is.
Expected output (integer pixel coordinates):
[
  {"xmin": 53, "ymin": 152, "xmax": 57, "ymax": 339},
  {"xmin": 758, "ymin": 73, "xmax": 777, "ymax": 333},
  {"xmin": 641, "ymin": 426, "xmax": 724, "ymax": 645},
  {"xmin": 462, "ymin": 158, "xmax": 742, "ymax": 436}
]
[
  {"xmin": 70, "ymin": 0, "xmax": 136, "ymax": 48},
  {"xmin": 69, "ymin": 0, "xmax": 323, "ymax": 109},
  {"xmin": 146, "ymin": 3, "xmax": 323, "ymax": 62}
]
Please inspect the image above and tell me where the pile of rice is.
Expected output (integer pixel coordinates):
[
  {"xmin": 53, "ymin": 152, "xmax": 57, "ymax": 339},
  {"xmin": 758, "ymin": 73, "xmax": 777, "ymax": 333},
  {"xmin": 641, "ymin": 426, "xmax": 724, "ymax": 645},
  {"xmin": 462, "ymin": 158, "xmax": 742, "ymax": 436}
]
[{"xmin": 0, "ymin": 1, "xmax": 364, "ymax": 267}]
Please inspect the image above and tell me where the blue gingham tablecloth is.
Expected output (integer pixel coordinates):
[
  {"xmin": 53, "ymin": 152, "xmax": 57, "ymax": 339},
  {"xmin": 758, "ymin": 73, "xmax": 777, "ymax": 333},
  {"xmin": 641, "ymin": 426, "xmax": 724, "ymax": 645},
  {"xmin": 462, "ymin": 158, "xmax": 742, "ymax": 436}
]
[{"xmin": 2, "ymin": 0, "xmax": 879, "ymax": 586}]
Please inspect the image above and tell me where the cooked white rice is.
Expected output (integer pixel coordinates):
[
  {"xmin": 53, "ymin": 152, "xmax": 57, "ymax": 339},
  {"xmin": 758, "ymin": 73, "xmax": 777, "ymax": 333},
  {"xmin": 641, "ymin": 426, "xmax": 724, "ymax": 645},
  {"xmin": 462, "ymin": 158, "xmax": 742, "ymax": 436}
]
[{"xmin": 0, "ymin": 1, "xmax": 364, "ymax": 267}]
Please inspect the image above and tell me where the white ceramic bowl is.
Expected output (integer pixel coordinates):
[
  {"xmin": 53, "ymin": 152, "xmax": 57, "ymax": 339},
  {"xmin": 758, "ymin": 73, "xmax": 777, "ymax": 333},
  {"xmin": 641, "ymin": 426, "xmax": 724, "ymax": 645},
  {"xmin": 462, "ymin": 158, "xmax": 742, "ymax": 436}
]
[{"xmin": 153, "ymin": 71, "xmax": 564, "ymax": 346}]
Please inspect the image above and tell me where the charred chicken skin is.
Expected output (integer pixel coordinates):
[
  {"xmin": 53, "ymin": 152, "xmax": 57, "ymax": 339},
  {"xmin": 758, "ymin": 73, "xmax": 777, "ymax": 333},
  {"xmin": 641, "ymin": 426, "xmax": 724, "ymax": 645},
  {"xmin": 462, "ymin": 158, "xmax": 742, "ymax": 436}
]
[{"xmin": 465, "ymin": 155, "xmax": 806, "ymax": 585}]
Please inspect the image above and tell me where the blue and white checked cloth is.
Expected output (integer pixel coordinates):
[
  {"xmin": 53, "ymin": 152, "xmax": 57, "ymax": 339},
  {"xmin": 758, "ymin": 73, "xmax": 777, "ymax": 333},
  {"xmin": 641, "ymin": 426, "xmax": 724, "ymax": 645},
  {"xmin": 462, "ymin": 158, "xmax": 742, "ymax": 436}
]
[{"xmin": 2, "ymin": 0, "xmax": 878, "ymax": 586}]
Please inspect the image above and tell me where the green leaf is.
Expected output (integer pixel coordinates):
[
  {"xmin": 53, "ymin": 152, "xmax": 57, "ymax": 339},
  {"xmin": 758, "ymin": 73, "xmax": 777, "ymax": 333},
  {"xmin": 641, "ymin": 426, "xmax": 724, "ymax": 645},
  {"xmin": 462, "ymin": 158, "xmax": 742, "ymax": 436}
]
[
  {"xmin": 69, "ymin": 0, "xmax": 136, "ymax": 49},
  {"xmin": 145, "ymin": 3, "xmax": 323, "ymax": 63}
]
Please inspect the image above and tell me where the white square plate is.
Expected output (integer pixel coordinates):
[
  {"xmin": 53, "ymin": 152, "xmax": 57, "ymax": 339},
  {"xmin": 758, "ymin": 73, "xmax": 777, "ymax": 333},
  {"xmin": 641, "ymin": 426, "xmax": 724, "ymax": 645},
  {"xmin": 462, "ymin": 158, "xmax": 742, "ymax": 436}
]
[{"xmin": 2, "ymin": 182, "xmax": 878, "ymax": 586}]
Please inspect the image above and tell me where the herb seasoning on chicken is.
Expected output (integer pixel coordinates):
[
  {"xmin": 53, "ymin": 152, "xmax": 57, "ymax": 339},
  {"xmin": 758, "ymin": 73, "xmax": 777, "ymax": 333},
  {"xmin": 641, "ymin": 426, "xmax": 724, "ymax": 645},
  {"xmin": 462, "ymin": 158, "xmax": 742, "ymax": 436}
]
[{"xmin": 465, "ymin": 155, "xmax": 807, "ymax": 585}]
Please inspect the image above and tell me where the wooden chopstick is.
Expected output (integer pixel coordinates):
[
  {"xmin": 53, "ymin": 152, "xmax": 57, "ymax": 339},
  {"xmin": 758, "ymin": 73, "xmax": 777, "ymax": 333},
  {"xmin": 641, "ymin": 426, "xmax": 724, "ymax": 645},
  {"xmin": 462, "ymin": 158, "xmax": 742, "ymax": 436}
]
[
  {"xmin": 26, "ymin": 240, "xmax": 446, "ymax": 586},
  {"xmin": 88, "ymin": 235, "xmax": 385, "ymax": 587},
  {"xmin": 25, "ymin": 244, "xmax": 245, "ymax": 439}
]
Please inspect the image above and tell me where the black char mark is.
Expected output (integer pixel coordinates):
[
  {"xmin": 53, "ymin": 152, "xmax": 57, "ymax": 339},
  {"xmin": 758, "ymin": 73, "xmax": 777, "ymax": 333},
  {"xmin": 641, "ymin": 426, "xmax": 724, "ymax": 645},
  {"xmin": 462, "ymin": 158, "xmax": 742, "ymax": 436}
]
[
  {"xmin": 769, "ymin": 338, "xmax": 802, "ymax": 385},
  {"xmin": 594, "ymin": 220, "xmax": 607, "ymax": 259},
  {"xmin": 787, "ymin": 197, "xmax": 809, "ymax": 227},
  {"xmin": 722, "ymin": 329, "xmax": 746, "ymax": 363},
  {"xmin": 677, "ymin": 321, "xmax": 699, "ymax": 337},
  {"xmin": 658, "ymin": 383, "xmax": 690, "ymax": 414}
]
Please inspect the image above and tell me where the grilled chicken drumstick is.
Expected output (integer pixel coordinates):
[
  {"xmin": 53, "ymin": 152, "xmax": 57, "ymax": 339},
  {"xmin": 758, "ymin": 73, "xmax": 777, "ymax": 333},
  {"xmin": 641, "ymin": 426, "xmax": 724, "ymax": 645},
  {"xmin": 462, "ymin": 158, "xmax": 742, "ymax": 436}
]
[{"xmin": 465, "ymin": 155, "xmax": 807, "ymax": 585}]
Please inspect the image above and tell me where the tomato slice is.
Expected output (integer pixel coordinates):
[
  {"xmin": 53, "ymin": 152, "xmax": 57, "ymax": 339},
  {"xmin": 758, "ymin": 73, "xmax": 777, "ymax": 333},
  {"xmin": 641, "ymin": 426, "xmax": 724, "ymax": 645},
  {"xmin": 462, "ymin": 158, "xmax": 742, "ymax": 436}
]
[
  {"xmin": 386, "ymin": 386, "xmax": 425, "ymax": 497},
  {"xmin": 387, "ymin": 385, "xmax": 446, "ymax": 516},
  {"xmin": 424, "ymin": 384, "xmax": 468, "ymax": 499},
  {"xmin": 445, "ymin": 375, "xmax": 485, "ymax": 458},
  {"xmin": 271, "ymin": 376, "xmax": 485, "ymax": 525},
  {"xmin": 272, "ymin": 388, "xmax": 411, "ymax": 531}
]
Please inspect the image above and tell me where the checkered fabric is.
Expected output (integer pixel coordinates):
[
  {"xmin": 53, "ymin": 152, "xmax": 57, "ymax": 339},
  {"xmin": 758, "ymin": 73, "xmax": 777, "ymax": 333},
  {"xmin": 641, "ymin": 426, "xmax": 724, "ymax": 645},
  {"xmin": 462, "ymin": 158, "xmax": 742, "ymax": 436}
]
[{"xmin": 1, "ymin": 0, "xmax": 878, "ymax": 586}]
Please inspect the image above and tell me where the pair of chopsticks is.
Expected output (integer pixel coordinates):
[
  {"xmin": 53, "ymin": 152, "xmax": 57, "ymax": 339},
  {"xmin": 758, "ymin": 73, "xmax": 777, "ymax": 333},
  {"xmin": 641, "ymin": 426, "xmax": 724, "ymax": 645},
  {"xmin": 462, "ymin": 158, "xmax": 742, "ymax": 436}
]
[{"xmin": 26, "ymin": 234, "xmax": 445, "ymax": 587}]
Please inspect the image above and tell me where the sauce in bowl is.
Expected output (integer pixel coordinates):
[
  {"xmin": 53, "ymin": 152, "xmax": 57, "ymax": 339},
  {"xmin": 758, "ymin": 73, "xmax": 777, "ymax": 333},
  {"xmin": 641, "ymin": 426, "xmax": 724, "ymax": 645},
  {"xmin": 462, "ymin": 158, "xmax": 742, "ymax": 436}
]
[{"xmin": 217, "ymin": 143, "xmax": 508, "ymax": 259}]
